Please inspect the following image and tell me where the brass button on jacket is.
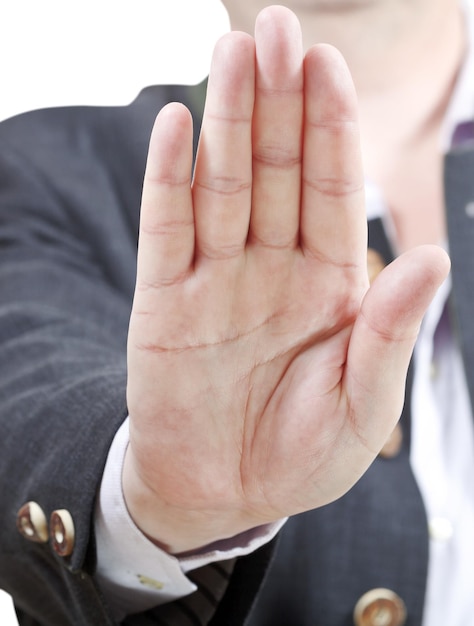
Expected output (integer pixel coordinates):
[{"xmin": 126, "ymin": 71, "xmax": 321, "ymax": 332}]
[
  {"xmin": 354, "ymin": 588, "xmax": 407, "ymax": 626},
  {"xmin": 16, "ymin": 501, "xmax": 48, "ymax": 543},
  {"xmin": 379, "ymin": 423, "xmax": 403, "ymax": 459},
  {"xmin": 367, "ymin": 248, "xmax": 386, "ymax": 284},
  {"xmin": 50, "ymin": 509, "xmax": 75, "ymax": 557}
]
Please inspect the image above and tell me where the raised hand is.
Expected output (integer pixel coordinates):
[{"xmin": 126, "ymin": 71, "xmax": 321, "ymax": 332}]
[{"xmin": 124, "ymin": 6, "xmax": 449, "ymax": 553}]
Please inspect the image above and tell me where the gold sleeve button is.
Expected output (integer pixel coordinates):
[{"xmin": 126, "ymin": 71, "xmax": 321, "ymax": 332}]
[
  {"xmin": 50, "ymin": 509, "xmax": 75, "ymax": 557},
  {"xmin": 367, "ymin": 248, "xmax": 386, "ymax": 284},
  {"xmin": 354, "ymin": 588, "xmax": 407, "ymax": 626},
  {"xmin": 379, "ymin": 423, "xmax": 403, "ymax": 459},
  {"xmin": 16, "ymin": 502, "xmax": 48, "ymax": 543}
]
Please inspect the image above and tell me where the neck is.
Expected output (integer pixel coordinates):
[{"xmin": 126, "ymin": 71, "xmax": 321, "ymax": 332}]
[{"xmin": 227, "ymin": 0, "xmax": 465, "ymax": 99}]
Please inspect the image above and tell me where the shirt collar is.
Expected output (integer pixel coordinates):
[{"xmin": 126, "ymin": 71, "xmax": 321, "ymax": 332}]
[{"xmin": 441, "ymin": 0, "xmax": 474, "ymax": 149}]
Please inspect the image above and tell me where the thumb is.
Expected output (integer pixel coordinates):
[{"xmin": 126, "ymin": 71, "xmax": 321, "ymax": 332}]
[{"xmin": 346, "ymin": 244, "xmax": 450, "ymax": 453}]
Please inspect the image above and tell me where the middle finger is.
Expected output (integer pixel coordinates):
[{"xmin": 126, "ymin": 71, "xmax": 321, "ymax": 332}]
[{"xmin": 249, "ymin": 6, "xmax": 304, "ymax": 250}]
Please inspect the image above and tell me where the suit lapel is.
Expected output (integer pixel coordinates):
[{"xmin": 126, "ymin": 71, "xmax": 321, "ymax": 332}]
[{"xmin": 445, "ymin": 144, "xmax": 474, "ymax": 410}]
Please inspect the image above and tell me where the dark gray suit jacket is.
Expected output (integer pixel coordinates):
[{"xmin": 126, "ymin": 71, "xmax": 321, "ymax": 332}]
[{"xmin": 0, "ymin": 83, "xmax": 472, "ymax": 626}]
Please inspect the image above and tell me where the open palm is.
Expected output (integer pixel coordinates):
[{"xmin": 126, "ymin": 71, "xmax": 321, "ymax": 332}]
[{"xmin": 125, "ymin": 6, "xmax": 449, "ymax": 553}]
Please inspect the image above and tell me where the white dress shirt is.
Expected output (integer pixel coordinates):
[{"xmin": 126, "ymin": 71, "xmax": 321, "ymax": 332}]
[
  {"xmin": 96, "ymin": 2, "xmax": 474, "ymax": 623},
  {"xmin": 95, "ymin": 420, "xmax": 285, "ymax": 619}
]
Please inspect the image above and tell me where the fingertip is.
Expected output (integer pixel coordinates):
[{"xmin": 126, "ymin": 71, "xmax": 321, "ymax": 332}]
[
  {"xmin": 304, "ymin": 43, "xmax": 357, "ymax": 115},
  {"xmin": 201, "ymin": 33, "xmax": 256, "ymax": 144},
  {"xmin": 255, "ymin": 5, "xmax": 301, "ymax": 35},
  {"xmin": 150, "ymin": 102, "xmax": 193, "ymax": 153},
  {"xmin": 390, "ymin": 244, "xmax": 451, "ymax": 292},
  {"xmin": 153, "ymin": 102, "xmax": 193, "ymax": 136},
  {"xmin": 254, "ymin": 5, "xmax": 303, "ymax": 85},
  {"xmin": 362, "ymin": 244, "xmax": 452, "ymax": 345},
  {"xmin": 145, "ymin": 103, "xmax": 193, "ymax": 185},
  {"xmin": 214, "ymin": 29, "xmax": 255, "ymax": 50},
  {"xmin": 211, "ymin": 30, "xmax": 255, "ymax": 70},
  {"xmin": 421, "ymin": 244, "xmax": 451, "ymax": 281},
  {"xmin": 207, "ymin": 31, "xmax": 255, "ymax": 108},
  {"xmin": 305, "ymin": 42, "xmax": 348, "ymax": 67}
]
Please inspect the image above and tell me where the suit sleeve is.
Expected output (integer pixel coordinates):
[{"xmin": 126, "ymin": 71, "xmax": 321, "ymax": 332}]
[
  {"xmin": 0, "ymin": 107, "xmax": 136, "ymax": 624},
  {"xmin": 0, "ymin": 97, "xmax": 275, "ymax": 626}
]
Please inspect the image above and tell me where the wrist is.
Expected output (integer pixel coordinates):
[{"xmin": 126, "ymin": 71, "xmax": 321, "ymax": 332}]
[{"xmin": 122, "ymin": 446, "xmax": 265, "ymax": 554}]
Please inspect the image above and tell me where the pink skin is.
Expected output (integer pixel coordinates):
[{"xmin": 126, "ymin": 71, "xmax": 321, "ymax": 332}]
[{"xmin": 123, "ymin": 6, "xmax": 449, "ymax": 554}]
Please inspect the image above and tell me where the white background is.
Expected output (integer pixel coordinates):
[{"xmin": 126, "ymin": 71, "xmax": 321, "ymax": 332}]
[
  {"xmin": 0, "ymin": 2, "xmax": 229, "ymax": 624},
  {"xmin": 1, "ymin": 1, "xmax": 229, "ymax": 121}
]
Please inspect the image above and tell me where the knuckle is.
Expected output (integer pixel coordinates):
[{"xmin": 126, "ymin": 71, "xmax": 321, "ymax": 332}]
[
  {"xmin": 194, "ymin": 176, "xmax": 251, "ymax": 197},
  {"xmin": 253, "ymin": 145, "xmax": 300, "ymax": 170},
  {"xmin": 303, "ymin": 176, "xmax": 364, "ymax": 199}
]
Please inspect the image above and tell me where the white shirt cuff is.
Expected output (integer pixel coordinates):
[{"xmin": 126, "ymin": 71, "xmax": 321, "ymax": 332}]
[{"xmin": 94, "ymin": 418, "xmax": 285, "ymax": 619}]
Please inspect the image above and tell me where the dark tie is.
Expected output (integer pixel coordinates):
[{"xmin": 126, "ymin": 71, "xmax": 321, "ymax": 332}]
[{"xmin": 122, "ymin": 559, "xmax": 236, "ymax": 625}]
